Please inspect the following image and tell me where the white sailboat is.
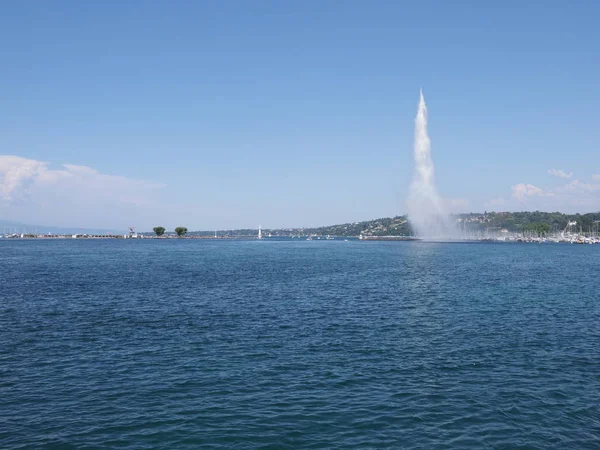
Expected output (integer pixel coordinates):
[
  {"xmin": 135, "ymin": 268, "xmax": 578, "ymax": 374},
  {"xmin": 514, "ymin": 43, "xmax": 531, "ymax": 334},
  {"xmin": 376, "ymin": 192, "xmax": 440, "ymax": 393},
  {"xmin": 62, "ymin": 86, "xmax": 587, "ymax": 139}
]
[{"xmin": 258, "ymin": 225, "xmax": 262, "ymax": 240}]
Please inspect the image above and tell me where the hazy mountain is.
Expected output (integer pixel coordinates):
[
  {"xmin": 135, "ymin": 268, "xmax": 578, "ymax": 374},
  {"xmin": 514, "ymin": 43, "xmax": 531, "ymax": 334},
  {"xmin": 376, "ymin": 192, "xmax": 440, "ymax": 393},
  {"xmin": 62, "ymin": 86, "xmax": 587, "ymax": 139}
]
[{"xmin": 0, "ymin": 220, "xmax": 123, "ymax": 235}]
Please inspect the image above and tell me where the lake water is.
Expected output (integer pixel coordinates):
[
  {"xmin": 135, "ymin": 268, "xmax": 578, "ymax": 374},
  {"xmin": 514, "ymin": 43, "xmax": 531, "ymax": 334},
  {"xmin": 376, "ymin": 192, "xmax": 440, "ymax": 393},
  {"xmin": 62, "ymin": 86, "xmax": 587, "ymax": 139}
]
[{"xmin": 1, "ymin": 239, "xmax": 599, "ymax": 448}]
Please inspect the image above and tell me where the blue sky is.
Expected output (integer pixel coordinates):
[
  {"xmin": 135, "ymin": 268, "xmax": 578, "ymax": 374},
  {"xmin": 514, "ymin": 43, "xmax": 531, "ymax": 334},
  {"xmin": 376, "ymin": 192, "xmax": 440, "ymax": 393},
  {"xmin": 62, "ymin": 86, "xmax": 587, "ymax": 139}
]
[{"xmin": 1, "ymin": 1, "xmax": 599, "ymax": 230}]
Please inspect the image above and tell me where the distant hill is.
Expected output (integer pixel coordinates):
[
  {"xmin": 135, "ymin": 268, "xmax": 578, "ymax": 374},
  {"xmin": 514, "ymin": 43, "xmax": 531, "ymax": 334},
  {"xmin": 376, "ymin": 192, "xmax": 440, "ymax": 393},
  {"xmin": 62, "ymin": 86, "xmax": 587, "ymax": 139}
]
[
  {"xmin": 181, "ymin": 217, "xmax": 412, "ymax": 238},
  {"xmin": 186, "ymin": 211, "xmax": 600, "ymax": 237},
  {"xmin": 0, "ymin": 220, "xmax": 123, "ymax": 235},
  {"xmin": 186, "ymin": 217, "xmax": 414, "ymax": 237}
]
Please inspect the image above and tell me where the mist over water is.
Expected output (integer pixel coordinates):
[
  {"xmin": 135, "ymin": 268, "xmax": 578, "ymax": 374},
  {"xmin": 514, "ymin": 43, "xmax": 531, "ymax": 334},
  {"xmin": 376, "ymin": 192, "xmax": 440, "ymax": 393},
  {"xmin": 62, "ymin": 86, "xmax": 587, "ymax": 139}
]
[{"xmin": 407, "ymin": 90, "xmax": 457, "ymax": 239}]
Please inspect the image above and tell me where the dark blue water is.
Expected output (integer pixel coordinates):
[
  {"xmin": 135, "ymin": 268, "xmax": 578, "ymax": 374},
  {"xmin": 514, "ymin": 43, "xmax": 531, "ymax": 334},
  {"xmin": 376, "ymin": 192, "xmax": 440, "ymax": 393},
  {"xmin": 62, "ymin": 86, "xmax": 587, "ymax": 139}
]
[{"xmin": 1, "ymin": 239, "xmax": 599, "ymax": 449}]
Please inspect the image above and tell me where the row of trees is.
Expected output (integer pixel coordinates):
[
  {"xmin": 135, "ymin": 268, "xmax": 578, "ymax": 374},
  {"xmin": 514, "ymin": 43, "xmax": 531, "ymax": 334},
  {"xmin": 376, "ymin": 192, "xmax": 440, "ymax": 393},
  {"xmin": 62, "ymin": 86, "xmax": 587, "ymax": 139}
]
[{"xmin": 152, "ymin": 226, "xmax": 188, "ymax": 237}]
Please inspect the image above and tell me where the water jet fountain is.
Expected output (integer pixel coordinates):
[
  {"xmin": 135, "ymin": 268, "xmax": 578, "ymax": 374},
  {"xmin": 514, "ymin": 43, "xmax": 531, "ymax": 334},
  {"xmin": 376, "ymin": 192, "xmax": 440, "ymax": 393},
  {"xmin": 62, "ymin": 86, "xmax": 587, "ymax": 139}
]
[{"xmin": 407, "ymin": 90, "xmax": 457, "ymax": 239}]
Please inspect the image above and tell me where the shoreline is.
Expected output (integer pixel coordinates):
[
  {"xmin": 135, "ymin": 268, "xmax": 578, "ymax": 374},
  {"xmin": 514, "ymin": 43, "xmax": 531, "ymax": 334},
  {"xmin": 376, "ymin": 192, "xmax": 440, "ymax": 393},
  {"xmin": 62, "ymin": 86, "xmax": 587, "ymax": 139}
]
[{"xmin": 1, "ymin": 235, "xmax": 599, "ymax": 244}]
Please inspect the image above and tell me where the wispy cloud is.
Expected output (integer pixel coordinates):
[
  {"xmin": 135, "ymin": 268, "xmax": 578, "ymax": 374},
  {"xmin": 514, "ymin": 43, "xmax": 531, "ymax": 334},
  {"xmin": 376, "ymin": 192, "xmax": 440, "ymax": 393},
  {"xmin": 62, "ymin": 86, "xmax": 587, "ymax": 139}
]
[
  {"xmin": 592, "ymin": 174, "xmax": 600, "ymax": 181},
  {"xmin": 0, "ymin": 155, "xmax": 165, "ymax": 227},
  {"xmin": 511, "ymin": 184, "xmax": 549, "ymax": 203},
  {"xmin": 548, "ymin": 168, "xmax": 573, "ymax": 179},
  {"xmin": 555, "ymin": 179, "xmax": 600, "ymax": 194},
  {"xmin": 508, "ymin": 172, "xmax": 600, "ymax": 212}
]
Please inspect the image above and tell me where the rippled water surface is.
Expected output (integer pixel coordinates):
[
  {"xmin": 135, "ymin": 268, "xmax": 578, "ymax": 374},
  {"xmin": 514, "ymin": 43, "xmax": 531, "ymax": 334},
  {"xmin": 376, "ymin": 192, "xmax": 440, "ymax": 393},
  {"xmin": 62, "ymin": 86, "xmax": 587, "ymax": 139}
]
[{"xmin": 1, "ymin": 239, "xmax": 599, "ymax": 449}]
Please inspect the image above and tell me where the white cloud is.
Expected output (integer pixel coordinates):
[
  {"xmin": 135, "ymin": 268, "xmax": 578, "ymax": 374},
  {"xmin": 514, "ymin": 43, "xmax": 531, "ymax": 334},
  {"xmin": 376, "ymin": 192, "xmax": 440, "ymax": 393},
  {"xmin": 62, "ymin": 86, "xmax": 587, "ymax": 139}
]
[
  {"xmin": 0, "ymin": 155, "xmax": 165, "ymax": 228},
  {"xmin": 592, "ymin": 174, "xmax": 600, "ymax": 181},
  {"xmin": 548, "ymin": 168, "xmax": 573, "ymax": 179},
  {"xmin": 0, "ymin": 156, "xmax": 47, "ymax": 201},
  {"xmin": 511, "ymin": 183, "xmax": 549, "ymax": 203},
  {"xmin": 507, "ymin": 175, "xmax": 600, "ymax": 212}
]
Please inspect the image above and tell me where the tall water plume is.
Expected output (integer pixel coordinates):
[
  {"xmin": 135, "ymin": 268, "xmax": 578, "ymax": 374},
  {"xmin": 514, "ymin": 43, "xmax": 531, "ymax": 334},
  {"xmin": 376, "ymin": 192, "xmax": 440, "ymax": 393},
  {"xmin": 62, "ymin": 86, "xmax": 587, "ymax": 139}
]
[{"xmin": 407, "ymin": 90, "xmax": 456, "ymax": 238}]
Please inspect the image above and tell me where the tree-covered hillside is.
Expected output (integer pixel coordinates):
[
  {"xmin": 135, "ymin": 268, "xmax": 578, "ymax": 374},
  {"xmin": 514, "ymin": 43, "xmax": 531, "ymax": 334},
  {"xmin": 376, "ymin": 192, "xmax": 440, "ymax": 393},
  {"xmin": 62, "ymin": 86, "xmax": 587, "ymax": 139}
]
[
  {"xmin": 185, "ymin": 211, "xmax": 600, "ymax": 237},
  {"xmin": 457, "ymin": 211, "xmax": 600, "ymax": 234}
]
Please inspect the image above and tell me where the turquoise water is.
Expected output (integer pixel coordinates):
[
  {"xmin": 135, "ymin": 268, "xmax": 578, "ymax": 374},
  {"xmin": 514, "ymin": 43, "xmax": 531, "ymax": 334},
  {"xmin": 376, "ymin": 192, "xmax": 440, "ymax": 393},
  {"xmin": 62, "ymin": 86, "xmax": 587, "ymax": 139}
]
[{"xmin": 1, "ymin": 239, "xmax": 599, "ymax": 449}]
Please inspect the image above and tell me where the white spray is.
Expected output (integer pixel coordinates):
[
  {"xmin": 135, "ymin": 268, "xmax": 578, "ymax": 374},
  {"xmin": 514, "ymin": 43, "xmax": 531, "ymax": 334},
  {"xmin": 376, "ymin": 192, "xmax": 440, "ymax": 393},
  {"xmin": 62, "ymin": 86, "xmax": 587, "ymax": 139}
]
[{"xmin": 407, "ymin": 90, "xmax": 455, "ymax": 238}]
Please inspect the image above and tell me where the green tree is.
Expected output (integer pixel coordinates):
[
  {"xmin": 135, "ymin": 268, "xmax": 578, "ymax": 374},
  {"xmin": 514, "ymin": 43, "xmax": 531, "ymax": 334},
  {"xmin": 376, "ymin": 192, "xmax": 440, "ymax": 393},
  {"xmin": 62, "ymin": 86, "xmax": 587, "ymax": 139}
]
[
  {"xmin": 175, "ymin": 226, "xmax": 188, "ymax": 237},
  {"xmin": 153, "ymin": 226, "xmax": 166, "ymax": 237},
  {"xmin": 524, "ymin": 222, "xmax": 550, "ymax": 236}
]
